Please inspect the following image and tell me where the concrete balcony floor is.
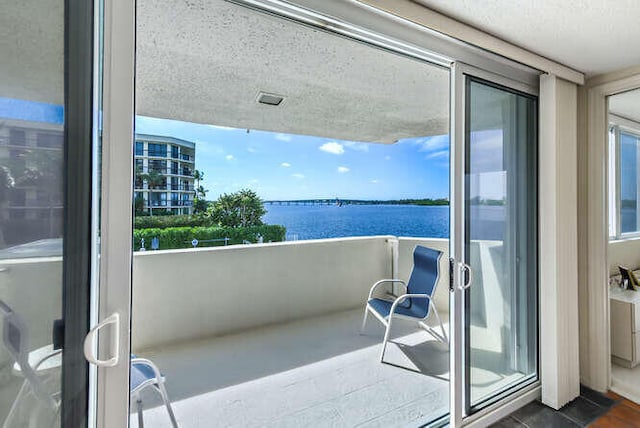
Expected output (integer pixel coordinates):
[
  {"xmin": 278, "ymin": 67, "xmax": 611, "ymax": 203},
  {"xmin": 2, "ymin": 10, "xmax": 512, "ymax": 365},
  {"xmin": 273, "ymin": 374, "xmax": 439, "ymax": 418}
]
[{"xmin": 130, "ymin": 308, "xmax": 450, "ymax": 428}]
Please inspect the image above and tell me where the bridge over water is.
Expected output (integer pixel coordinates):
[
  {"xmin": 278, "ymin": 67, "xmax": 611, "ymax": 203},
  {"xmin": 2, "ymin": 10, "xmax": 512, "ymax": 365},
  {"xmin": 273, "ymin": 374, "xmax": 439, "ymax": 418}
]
[{"xmin": 264, "ymin": 199, "xmax": 344, "ymax": 206}]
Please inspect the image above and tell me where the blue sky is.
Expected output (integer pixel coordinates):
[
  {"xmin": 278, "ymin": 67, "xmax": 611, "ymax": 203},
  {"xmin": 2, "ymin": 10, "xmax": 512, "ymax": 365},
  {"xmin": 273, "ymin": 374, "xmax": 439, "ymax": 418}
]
[
  {"xmin": 0, "ymin": 97, "xmax": 450, "ymax": 201},
  {"xmin": 135, "ymin": 116, "xmax": 450, "ymax": 201}
]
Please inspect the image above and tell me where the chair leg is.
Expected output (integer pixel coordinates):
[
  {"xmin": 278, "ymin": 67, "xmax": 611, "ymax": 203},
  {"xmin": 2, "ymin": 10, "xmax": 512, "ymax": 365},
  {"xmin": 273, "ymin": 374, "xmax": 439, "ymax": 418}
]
[
  {"xmin": 379, "ymin": 317, "xmax": 393, "ymax": 362},
  {"xmin": 157, "ymin": 382, "xmax": 178, "ymax": 428},
  {"xmin": 360, "ymin": 306, "xmax": 369, "ymax": 335},
  {"xmin": 136, "ymin": 399, "xmax": 144, "ymax": 428}
]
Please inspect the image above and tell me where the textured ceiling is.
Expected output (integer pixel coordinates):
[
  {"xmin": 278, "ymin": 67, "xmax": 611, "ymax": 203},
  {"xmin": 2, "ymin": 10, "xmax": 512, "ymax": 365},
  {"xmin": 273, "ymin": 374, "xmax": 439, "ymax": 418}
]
[
  {"xmin": 610, "ymin": 89, "xmax": 640, "ymax": 124},
  {"xmin": 136, "ymin": 0, "xmax": 449, "ymax": 143},
  {"xmin": 413, "ymin": 0, "xmax": 640, "ymax": 76},
  {"xmin": 0, "ymin": 0, "xmax": 63, "ymax": 105}
]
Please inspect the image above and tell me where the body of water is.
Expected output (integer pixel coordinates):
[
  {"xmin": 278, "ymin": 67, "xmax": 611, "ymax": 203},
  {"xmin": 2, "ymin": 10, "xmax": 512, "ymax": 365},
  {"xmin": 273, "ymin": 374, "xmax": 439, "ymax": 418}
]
[{"xmin": 263, "ymin": 204, "xmax": 450, "ymax": 240}]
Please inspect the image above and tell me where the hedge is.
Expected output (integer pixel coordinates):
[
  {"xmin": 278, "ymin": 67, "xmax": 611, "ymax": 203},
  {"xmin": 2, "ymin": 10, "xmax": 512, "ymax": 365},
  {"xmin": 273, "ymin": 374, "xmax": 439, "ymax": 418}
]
[
  {"xmin": 134, "ymin": 214, "xmax": 214, "ymax": 229},
  {"xmin": 133, "ymin": 225, "xmax": 286, "ymax": 251}
]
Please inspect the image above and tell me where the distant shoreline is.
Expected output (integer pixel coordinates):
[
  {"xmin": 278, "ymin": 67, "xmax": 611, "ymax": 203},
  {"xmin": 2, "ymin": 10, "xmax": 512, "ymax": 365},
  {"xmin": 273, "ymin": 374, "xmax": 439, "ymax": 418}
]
[{"xmin": 264, "ymin": 198, "xmax": 449, "ymax": 206}]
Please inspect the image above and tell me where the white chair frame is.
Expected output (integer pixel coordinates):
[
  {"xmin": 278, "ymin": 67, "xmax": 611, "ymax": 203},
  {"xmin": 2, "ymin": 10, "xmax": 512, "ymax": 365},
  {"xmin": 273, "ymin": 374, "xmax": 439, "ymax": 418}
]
[
  {"xmin": 131, "ymin": 357, "xmax": 178, "ymax": 428},
  {"xmin": 361, "ymin": 279, "xmax": 448, "ymax": 362}
]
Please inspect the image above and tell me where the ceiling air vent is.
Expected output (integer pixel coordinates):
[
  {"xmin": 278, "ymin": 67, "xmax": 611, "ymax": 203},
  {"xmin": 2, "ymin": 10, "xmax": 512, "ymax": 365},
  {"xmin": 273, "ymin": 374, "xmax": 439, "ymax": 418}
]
[{"xmin": 257, "ymin": 92, "xmax": 285, "ymax": 106}]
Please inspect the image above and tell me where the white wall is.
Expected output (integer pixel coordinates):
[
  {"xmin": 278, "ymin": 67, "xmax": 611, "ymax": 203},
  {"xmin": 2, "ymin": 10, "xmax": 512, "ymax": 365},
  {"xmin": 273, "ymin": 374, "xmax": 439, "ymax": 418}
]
[
  {"xmin": 132, "ymin": 236, "xmax": 451, "ymax": 351},
  {"xmin": 132, "ymin": 236, "xmax": 394, "ymax": 350},
  {"xmin": 608, "ymin": 238, "xmax": 640, "ymax": 276},
  {"xmin": 0, "ymin": 257, "xmax": 62, "ymax": 369}
]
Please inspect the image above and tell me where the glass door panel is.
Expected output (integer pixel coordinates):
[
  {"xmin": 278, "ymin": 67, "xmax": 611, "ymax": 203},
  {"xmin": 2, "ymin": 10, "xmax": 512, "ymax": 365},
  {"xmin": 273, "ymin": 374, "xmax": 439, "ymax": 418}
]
[
  {"xmin": 0, "ymin": 2, "xmax": 65, "ymax": 426},
  {"xmin": 465, "ymin": 78, "xmax": 538, "ymax": 410}
]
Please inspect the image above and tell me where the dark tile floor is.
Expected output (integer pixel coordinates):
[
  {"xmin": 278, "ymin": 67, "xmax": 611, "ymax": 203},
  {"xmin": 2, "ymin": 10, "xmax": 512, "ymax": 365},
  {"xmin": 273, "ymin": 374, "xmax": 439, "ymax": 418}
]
[{"xmin": 491, "ymin": 386, "xmax": 640, "ymax": 427}]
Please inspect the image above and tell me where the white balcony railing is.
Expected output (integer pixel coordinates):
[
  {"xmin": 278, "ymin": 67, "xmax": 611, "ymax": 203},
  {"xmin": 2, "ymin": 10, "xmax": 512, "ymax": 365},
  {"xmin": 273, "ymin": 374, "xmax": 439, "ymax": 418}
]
[{"xmin": 0, "ymin": 236, "xmax": 449, "ymax": 362}]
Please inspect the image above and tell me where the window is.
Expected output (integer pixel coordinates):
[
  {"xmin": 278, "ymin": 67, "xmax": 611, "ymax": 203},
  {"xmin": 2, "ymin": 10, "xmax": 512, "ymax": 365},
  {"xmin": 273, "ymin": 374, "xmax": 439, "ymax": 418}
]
[
  {"xmin": 171, "ymin": 145, "xmax": 179, "ymax": 158},
  {"xmin": 9, "ymin": 129, "xmax": 26, "ymax": 146},
  {"xmin": 609, "ymin": 122, "xmax": 640, "ymax": 238},
  {"xmin": 148, "ymin": 143, "xmax": 166, "ymax": 157},
  {"xmin": 36, "ymin": 132, "xmax": 63, "ymax": 148},
  {"xmin": 135, "ymin": 141, "xmax": 144, "ymax": 156},
  {"xmin": 148, "ymin": 159, "xmax": 166, "ymax": 173}
]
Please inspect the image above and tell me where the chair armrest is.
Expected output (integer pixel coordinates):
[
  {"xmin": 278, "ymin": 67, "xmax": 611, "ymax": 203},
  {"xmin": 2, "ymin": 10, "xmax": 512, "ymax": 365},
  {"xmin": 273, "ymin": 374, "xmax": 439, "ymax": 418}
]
[
  {"xmin": 367, "ymin": 279, "xmax": 407, "ymax": 299},
  {"xmin": 34, "ymin": 349, "xmax": 62, "ymax": 370},
  {"xmin": 389, "ymin": 293, "xmax": 435, "ymax": 315},
  {"xmin": 131, "ymin": 357, "xmax": 163, "ymax": 381}
]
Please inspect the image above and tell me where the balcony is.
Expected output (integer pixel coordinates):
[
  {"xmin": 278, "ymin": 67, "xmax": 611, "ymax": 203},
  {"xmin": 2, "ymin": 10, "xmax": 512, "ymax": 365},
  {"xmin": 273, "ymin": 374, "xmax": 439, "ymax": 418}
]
[
  {"xmin": 126, "ymin": 236, "xmax": 451, "ymax": 427},
  {"xmin": 0, "ymin": 235, "xmax": 519, "ymax": 426},
  {"xmin": 170, "ymin": 184, "xmax": 192, "ymax": 191}
]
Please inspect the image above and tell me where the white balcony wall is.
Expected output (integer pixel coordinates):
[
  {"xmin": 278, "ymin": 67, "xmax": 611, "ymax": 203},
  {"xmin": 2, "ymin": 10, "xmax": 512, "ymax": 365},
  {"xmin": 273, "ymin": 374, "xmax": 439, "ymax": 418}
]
[
  {"xmin": 132, "ymin": 236, "xmax": 396, "ymax": 350},
  {"xmin": 0, "ymin": 257, "xmax": 62, "ymax": 368},
  {"xmin": 0, "ymin": 237, "xmax": 452, "ymax": 363}
]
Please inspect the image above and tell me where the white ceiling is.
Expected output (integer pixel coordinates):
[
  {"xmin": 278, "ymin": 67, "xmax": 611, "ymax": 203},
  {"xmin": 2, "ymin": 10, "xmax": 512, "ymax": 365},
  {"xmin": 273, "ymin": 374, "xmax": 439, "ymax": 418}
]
[
  {"xmin": 0, "ymin": 0, "xmax": 63, "ymax": 105},
  {"xmin": 413, "ymin": 0, "xmax": 640, "ymax": 76},
  {"xmin": 609, "ymin": 89, "xmax": 640, "ymax": 124},
  {"xmin": 136, "ymin": 0, "xmax": 449, "ymax": 143}
]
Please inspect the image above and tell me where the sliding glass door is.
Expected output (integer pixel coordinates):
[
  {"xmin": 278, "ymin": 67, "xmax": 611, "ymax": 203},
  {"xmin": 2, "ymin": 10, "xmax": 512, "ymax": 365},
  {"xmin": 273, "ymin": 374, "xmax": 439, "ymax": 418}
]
[
  {"xmin": 450, "ymin": 65, "xmax": 538, "ymax": 424},
  {"xmin": 0, "ymin": 0, "xmax": 96, "ymax": 425}
]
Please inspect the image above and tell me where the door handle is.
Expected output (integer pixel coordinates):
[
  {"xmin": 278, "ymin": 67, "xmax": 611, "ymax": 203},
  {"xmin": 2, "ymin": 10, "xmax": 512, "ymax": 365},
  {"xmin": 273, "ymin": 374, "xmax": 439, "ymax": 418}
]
[
  {"xmin": 458, "ymin": 263, "xmax": 472, "ymax": 290},
  {"xmin": 84, "ymin": 312, "xmax": 120, "ymax": 367}
]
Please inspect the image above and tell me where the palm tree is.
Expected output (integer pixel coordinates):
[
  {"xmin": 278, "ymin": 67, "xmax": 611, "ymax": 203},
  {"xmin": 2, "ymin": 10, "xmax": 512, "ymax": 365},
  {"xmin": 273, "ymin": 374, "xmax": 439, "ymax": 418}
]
[
  {"xmin": 0, "ymin": 166, "xmax": 15, "ymax": 248},
  {"xmin": 193, "ymin": 170, "xmax": 203, "ymax": 188}
]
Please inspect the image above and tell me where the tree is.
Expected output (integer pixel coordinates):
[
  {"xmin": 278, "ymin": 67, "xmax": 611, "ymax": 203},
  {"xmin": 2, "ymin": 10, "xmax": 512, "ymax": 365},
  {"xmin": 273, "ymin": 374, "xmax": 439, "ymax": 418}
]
[
  {"xmin": 134, "ymin": 193, "xmax": 145, "ymax": 214},
  {"xmin": 206, "ymin": 189, "xmax": 266, "ymax": 228},
  {"xmin": 0, "ymin": 166, "xmax": 15, "ymax": 248},
  {"xmin": 193, "ymin": 184, "xmax": 208, "ymax": 214},
  {"xmin": 193, "ymin": 169, "xmax": 203, "ymax": 188},
  {"xmin": 14, "ymin": 150, "xmax": 63, "ymax": 237}
]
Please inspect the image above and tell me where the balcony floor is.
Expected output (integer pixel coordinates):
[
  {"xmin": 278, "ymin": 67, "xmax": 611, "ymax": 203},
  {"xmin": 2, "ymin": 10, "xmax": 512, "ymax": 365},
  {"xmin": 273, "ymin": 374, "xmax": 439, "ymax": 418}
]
[{"xmin": 130, "ymin": 308, "xmax": 451, "ymax": 427}]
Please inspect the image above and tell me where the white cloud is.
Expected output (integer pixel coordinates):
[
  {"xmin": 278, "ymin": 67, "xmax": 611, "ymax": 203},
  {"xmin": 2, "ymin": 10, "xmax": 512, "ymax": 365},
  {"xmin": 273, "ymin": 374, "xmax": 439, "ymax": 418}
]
[
  {"xmin": 384, "ymin": 156, "xmax": 391, "ymax": 161},
  {"xmin": 207, "ymin": 124, "xmax": 236, "ymax": 131},
  {"xmin": 416, "ymin": 135, "xmax": 450, "ymax": 152},
  {"xmin": 344, "ymin": 141, "xmax": 369, "ymax": 152},
  {"xmin": 319, "ymin": 142, "xmax": 344, "ymax": 155},
  {"xmin": 225, "ymin": 154, "xmax": 235, "ymax": 161},
  {"xmin": 280, "ymin": 162, "xmax": 291, "ymax": 168},
  {"xmin": 292, "ymin": 173, "xmax": 305, "ymax": 179},
  {"xmin": 425, "ymin": 150, "xmax": 449, "ymax": 160},
  {"xmin": 371, "ymin": 179, "xmax": 380, "ymax": 184},
  {"xmin": 275, "ymin": 133, "xmax": 292, "ymax": 142},
  {"xmin": 247, "ymin": 147, "xmax": 256, "ymax": 153},
  {"xmin": 337, "ymin": 166, "xmax": 350, "ymax": 173},
  {"xmin": 249, "ymin": 179, "xmax": 259, "ymax": 184}
]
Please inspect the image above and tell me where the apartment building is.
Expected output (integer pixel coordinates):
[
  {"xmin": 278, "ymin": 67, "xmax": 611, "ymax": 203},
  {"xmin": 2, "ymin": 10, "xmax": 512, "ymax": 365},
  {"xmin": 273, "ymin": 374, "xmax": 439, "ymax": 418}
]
[
  {"xmin": 134, "ymin": 134, "xmax": 195, "ymax": 215},
  {"xmin": 0, "ymin": 119, "xmax": 63, "ymax": 247}
]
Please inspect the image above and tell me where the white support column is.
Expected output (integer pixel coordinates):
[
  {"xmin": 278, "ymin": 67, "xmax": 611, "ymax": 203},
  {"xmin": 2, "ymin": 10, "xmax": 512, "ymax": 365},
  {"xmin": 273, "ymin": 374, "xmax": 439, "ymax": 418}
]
[{"xmin": 539, "ymin": 74, "xmax": 580, "ymax": 409}]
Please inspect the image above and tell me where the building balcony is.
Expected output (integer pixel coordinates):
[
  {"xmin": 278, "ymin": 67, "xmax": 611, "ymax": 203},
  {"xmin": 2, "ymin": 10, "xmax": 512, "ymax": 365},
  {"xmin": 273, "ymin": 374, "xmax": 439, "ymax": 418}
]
[{"xmin": 0, "ymin": 235, "xmax": 518, "ymax": 426}]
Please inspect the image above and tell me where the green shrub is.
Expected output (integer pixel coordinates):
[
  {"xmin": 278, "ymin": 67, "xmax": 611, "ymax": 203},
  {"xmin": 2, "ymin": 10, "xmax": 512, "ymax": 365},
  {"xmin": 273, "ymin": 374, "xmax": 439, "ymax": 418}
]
[
  {"xmin": 133, "ymin": 225, "xmax": 286, "ymax": 251},
  {"xmin": 134, "ymin": 214, "xmax": 214, "ymax": 229}
]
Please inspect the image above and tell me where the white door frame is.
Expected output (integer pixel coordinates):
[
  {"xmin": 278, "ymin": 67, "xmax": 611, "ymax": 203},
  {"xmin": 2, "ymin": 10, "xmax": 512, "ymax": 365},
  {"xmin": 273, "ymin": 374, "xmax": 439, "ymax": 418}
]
[
  {"xmin": 583, "ymin": 73, "xmax": 640, "ymax": 393},
  {"xmin": 450, "ymin": 62, "xmax": 541, "ymax": 427},
  {"xmin": 91, "ymin": 1, "xmax": 548, "ymax": 426},
  {"xmin": 93, "ymin": 0, "xmax": 136, "ymax": 426}
]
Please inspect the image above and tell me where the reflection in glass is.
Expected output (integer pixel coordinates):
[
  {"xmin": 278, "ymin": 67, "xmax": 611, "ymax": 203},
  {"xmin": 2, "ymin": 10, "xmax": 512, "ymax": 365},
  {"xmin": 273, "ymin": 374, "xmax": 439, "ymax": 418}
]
[
  {"xmin": 0, "ymin": 0, "xmax": 65, "ymax": 426},
  {"xmin": 466, "ymin": 80, "xmax": 537, "ymax": 407},
  {"xmin": 620, "ymin": 132, "xmax": 640, "ymax": 234}
]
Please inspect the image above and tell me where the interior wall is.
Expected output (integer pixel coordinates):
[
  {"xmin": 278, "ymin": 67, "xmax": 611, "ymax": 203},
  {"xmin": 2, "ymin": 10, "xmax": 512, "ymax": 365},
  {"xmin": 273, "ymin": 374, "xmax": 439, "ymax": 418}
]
[
  {"xmin": 609, "ymin": 238, "xmax": 640, "ymax": 276},
  {"xmin": 579, "ymin": 68, "xmax": 640, "ymax": 393}
]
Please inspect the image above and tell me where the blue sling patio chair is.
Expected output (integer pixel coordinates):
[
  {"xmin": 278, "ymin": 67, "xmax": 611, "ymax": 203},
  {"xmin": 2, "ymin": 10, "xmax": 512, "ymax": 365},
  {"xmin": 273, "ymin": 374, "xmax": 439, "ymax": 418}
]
[{"xmin": 361, "ymin": 245, "xmax": 448, "ymax": 362}]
